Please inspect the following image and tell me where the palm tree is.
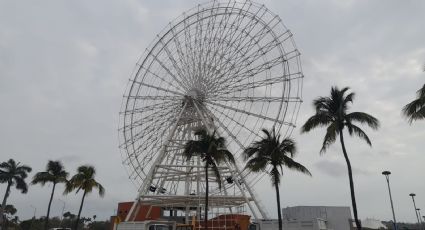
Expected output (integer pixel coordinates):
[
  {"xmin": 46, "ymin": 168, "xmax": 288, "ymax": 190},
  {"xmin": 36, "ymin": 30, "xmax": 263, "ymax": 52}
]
[
  {"xmin": 32, "ymin": 160, "xmax": 68, "ymax": 230},
  {"xmin": 0, "ymin": 159, "xmax": 32, "ymax": 229},
  {"xmin": 183, "ymin": 128, "xmax": 235, "ymax": 230},
  {"xmin": 243, "ymin": 128, "xmax": 311, "ymax": 230},
  {"xmin": 403, "ymin": 83, "xmax": 425, "ymax": 123},
  {"xmin": 301, "ymin": 86, "xmax": 379, "ymax": 230},
  {"xmin": 64, "ymin": 165, "xmax": 104, "ymax": 230}
]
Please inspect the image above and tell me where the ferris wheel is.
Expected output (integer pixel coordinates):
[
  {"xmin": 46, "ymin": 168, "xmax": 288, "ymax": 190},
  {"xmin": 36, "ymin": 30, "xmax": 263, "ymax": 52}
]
[{"xmin": 119, "ymin": 0, "xmax": 303, "ymax": 221}]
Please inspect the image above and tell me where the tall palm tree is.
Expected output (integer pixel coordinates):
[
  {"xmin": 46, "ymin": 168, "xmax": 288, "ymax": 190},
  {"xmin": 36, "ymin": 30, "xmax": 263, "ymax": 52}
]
[
  {"xmin": 403, "ymin": 83, "xmax": 425, "ymax": 123},
  {"xmin": 0, "ymin": 159, "xmax": 32, "ymax": 229},
  {"xmin": 301, "ymin": 86, "xmax": 379, "ymax": 230},
  {"xmin": 183, "ymin": 128, "xmax": 235, "ymax": 230},
  {"xmin": 32, "ymin": 160, "xmax": 68, "ymax": 230},
  {"xmin": 243, "ymin": 128, "xmax": 311, "ymax": 230},
  {"xmin": 64, "ymin": 165, "xmax": 104, "ymax": 230}
]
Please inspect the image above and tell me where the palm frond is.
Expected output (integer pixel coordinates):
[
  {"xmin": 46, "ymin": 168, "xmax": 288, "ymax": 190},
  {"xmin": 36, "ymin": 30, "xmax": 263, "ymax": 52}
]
[
  {"xmin": 319, "ymin": 122, "xmax": 338, "ymax": 154},
  {"xmin": 346, "ymin": 112, "xmax": 379, "ymax": 129},
  {"xmin": 313, "ymin": 97, "xmax": 331, "ymax": 112},
  {"xmin": 343, "ymin": 92, "xmax": 355, "ymax": 104},
  {"xmin": 96, "ymin": 182, "xmax": 105, "ymax": 197},
  {"xmin": 183, "ymin": 140, "xmax": 204, "ymax": 160},
  {"xmin": 279, "ymin": 138, "xmax": 296, "ymax": 158},
  {"xmin": 15, "ymin": 177, "xmax": 28, "ymax": 194},
  {"xmin": 32, "ymin": 172, "xmax": 54, "ymax": 185},
  {"xmin": 346, "ymin": 123, "xmax": 372, "ymax": 146},
  {"xmin": 403, "ymin": 97, "xmax": 425, "ymax": 123},
  {"xmin": 245, "ymin": 157, "xmax": 268, "ymax": 172},
  {"xmin": 301, "ymin": 113, "xmax": 333, "ymax": 133},
  {"xmin": 282, "ymin": 156, "xmax": 312, "ymax": 176}
]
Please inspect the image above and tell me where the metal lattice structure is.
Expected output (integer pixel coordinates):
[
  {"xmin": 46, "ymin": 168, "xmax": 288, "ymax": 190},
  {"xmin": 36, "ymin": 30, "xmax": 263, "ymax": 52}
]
[{"xmin": 119, "ymin": 0, "xmax": 303, "ymax": 222}]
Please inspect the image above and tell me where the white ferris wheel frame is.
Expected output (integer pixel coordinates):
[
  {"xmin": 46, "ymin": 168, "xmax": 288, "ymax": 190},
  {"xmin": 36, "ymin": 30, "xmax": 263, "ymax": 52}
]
[{"xmin": 119, "ymin": 0, "xmax": 303, "ymax": 222}]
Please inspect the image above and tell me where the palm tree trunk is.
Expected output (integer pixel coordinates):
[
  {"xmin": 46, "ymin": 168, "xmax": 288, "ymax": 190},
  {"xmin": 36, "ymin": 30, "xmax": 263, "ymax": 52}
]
[
  {"xmin": 274, "ymin": 175, "xmax": 283, "ymax": 230},
  {"xmin": 44, "ymin": 182, "xmax": 56, "ymax": 230},
  {"xmin": 74, "ymin": 191, "xmax": 87, "ymax": 230},
  {"xmin": 204, "ymin": 163, "xmax": 209, "ymax": 230},
  {"xmin": 0, "ymin": 181, "xmax": 12, "ymax": 229},
  {"xmin": 340, "ymin": 130, "xmax": 361, "ymax": 230}
]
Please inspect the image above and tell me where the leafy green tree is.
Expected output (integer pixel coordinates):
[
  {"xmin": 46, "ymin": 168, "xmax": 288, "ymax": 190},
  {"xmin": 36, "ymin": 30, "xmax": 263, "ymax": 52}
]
[
  {"xmin": 64, "ymin": 165, "xmax": 105, "ymax": 230},
  {"xmin": 32, "ymin": 160, "xmax": 68, "ymax": 230},
  {"xmin": 0, "ymin": 159, "xmax": 32, "ymax": 228},
  {"xmin": 1, "ymin": 204, "xmax": 17, "ymax": 229},
  {"xmin": 183, "ymin": 128, "xmax": 235, "ymax": 230},
  {"xmin": 301, "ymin": 86, "xmax": 379, "ymax": 230},
  {"xmin": 403, "ymin": 83, "xmax": 425, "ymax": 123},
  {"xmin": 243, "ymin": 129, "xmax": 311, "ymax": 230}
]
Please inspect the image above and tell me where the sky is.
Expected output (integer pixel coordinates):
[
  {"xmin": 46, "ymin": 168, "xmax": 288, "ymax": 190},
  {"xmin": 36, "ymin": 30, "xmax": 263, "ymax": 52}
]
[{"xmin": 0, "ymin": 0, "xmax": 424, "ymax": 224}]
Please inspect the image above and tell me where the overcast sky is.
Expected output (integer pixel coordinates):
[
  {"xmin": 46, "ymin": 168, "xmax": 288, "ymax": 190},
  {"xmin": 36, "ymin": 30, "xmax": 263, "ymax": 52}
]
[{"xmin": 1, "ymin": 0, "xmax": 424, "ymax": 224}]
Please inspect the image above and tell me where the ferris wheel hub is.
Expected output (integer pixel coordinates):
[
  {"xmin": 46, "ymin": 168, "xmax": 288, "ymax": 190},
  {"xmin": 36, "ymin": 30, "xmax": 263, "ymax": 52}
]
[{"xmin": 185, "ymin": 89, "xmax": 205, "ymax": 104}]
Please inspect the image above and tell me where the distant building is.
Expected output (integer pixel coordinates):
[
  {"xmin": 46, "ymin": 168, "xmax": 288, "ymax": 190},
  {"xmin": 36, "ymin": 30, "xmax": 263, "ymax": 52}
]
[{"xmin": 282, "ymin": 206, "xmax": 353, "ymax": 230}]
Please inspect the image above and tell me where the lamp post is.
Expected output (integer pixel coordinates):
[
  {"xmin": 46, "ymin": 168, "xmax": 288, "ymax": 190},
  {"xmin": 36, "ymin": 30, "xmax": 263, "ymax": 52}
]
[
  {"xmin": 417, "ymin": 209, "xmax": 423, "ymax": 230},
  {"xmin": 382, "ymin": 171, "xmax": 397, "ymax": 230},
  {"xmin": 409, "ymin": 193, "xmax": 421, "ymax": 227}
]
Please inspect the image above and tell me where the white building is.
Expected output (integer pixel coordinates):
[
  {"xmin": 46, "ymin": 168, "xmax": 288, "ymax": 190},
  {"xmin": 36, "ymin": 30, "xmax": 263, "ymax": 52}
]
[{"xmin": 281, "ymin": 206, "xmax": 353, "ymax": 230}]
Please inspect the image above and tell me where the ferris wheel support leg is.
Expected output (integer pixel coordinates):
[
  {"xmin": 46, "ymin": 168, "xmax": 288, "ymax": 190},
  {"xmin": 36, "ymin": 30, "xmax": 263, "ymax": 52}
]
[
  {"xmin": 192, "ymin": 103, "xmax": 261, "ymax": 220},
  {"xmin": 126, "ymin": 104, "xmax": 188, "ymax": 222},
  {"xmin": 202, "ymin": 106, "xmax": 269, "ymax": 219},
  {"xmin": 145, "ymin": 150, "xmax": 180, "ymax": 219}
]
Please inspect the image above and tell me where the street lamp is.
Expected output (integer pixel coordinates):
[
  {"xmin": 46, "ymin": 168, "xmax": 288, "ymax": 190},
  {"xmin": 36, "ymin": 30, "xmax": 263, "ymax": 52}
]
[
  {"xmin": 409, "ymin": 193, "xmax": 421, "ymax": 226},
  {"xmin": 382, "ymin": 171, "xmax": 397, "ymax": 230},
  {"xmin": 417, "ymin": 209, "xmax": 423, "ymax": 230}
]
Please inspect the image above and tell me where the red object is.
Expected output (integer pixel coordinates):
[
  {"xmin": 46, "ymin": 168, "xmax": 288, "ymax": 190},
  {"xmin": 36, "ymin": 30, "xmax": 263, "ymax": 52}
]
[{"xmin": 117, "ymin": 202, "xmax": 161, "ymax": 221}]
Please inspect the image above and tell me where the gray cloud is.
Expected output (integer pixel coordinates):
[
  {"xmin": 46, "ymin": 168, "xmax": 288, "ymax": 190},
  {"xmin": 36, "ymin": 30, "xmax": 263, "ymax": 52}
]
[{"xmin": 314, "ymin": 160, "xmax": 373, "ymax": 178}]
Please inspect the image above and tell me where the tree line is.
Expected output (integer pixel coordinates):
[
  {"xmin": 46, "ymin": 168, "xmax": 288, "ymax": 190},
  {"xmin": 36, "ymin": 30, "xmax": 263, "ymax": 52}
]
[{"xmin": 0, "ymin": 160, "xmax": 104, "ymax": 230}]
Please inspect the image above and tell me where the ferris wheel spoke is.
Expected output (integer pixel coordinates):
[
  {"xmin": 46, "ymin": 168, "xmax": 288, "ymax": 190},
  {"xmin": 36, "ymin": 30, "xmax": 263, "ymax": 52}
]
[
  {"xmin": 131, "ymin": 80, "xmax": 185, "ymax": 97},
  {"xmin": 169, "ymin": 26, "xmax": 194, "ymax": 87},
  {"xmin": 209, "ymin": 96, "xmax": 301, "ymax": 103},
  {"xmin": 182, "ymin": 14, "xmax": 200, "ymax": 87},
  {"xmin": 211, "ymin": 15, "xmax": 282, "ymax": 85},
  {"xmin": 205, "ymin": 105, "xmax": 262, "ymax": 141},
  {"xmin": 121, "ymin": 100, "xmax": 179, "ymax": 115},
  {"xmin": 137, "ymin": 65, "xmax": 186, "ymax": 93},
  {"xmin": 150, "ymin": 52, "xmax": 190, "ymax": 91},
  {"xmin": 224, "ymin": 44, "xmax": 298, "ymax": 88},
  {"xmin": 199, "ymin": 5, "xmax": 221, "ymax": 79},
  {"xmin": 208, "ymin": 2, "xmax": 252, "ymax": 78},
  {"xmin": 213, "ymin": 72, "xmax": 303, "ymax": 96},
  {"xmin": 206, "ymin": 100, "xmax": 293, "ymax": 126},
  {"xmin": 214, "ymin": 38, "xmax": 293, "ymax": 91},
  {"xmin": 204, "ymin": 2, "xmax": 238, "ymax": 71},
  {"xmin": 127, "ymin": 95, "xmax": 183, "ymax": 101},
  {"xmin": 194, "ymin": 5, "xmax": 207, "ymax": 80},
  {"xmin": 157, "ymin": 38, "xmax": 192, "ymax": 88}
]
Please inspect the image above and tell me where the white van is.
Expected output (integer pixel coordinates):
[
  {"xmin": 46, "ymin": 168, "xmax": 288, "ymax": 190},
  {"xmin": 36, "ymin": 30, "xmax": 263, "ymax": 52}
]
[{"xmin": 117, "ymin": 221, "xmax": 176, "ymax": 230}]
